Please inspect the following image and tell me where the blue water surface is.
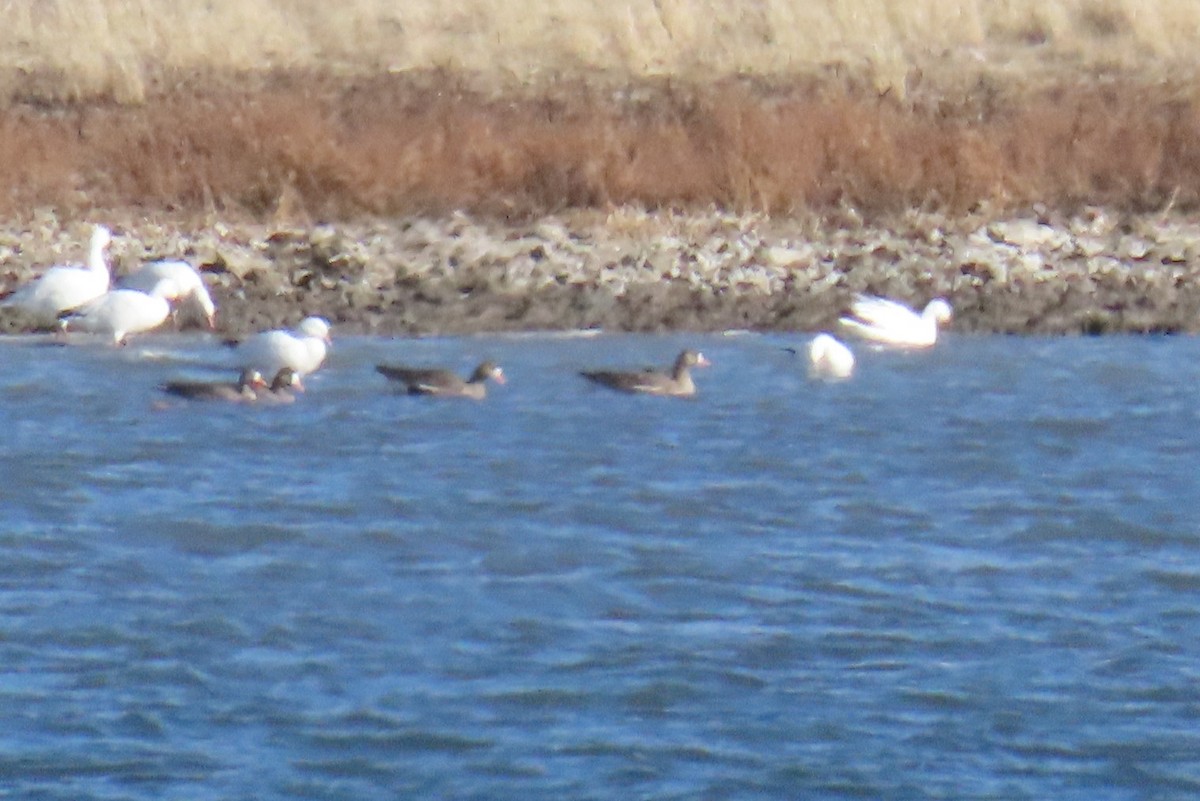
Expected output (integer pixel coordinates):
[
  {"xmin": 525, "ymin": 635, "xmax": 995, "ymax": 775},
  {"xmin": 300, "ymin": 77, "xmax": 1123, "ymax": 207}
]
[{"xmin": 1, "ymin": 332, "xmax": 1198, "ymax": 800}]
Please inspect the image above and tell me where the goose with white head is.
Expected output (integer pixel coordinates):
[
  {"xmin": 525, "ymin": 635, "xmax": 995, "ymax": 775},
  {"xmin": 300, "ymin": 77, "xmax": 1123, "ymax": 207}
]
[
  {"xmin": 1, "ymin": 225, "xmax": 112, "ymax": 326},
  {"xmin": 233, "ymin": 316, "xmax": 331, "ymax": 379},
  {"xmin": 838, "ymin": 295, "xmax": 952, "ymax": 349}
]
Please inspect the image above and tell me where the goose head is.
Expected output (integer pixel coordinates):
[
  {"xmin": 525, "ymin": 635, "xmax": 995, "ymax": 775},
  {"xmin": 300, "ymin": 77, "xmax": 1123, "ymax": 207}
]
[
  {"xmin": 673, "ymin": 349, "xmax": 711, "ymax": 377},
  {"xmin": 186, "ymin": 285, "xmax": 217, "ymax": 329},
  {"xmin": 298, "ymin": 316, "xmax": 332, "ymax": 343},
  {"xmin": 238, "ymin": 368, "xmax": 268, "ymax": 391},
  {"xmin": 271, "ymin": 367, "xmax": 304, "ymax": 392},
  {"xmin": 924, "ymin": 299, "xmax": 953, "ymax": 326},
  {"xmin": 471, "ymin": 361, "xmax": 506, "ymax": 385}
]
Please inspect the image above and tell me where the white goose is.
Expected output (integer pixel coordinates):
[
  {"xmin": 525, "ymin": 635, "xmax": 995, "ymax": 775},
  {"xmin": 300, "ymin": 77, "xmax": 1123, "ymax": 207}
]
[
  {"xmin": 234, "ymin": 316, "xmax": 331, "ymax": 378},
  {"xmin": 1, "ymin": 225, "xmax": 112, "ymax": 325},
  {"xmin": 61, "ymin": 277, "xmax": 182, "ymax": 345},
  {"xmin": 120, "ymin": 259, "xmax": 216, "ymax": 329},
  {"xmin": 807, "ymin": 333, "xmax": 855, "ymax": 379},
  {"xmin": 838, "ymin": 295, "xmax": 952, "ymax": 349}
]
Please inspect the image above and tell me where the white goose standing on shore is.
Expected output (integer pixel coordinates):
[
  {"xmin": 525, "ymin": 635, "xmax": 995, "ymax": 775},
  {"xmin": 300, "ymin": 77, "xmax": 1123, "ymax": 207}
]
[
  {"xmin": 233, "ymin": 316, "xmax": 332, "ymax": 379},
  {"xmin": 120, "ymin": 259, "xmax": 216, "ymax": 329},
  {"xmin": 1, "ymin": 225, "xmax": 112, "ymax": 325},
  {"xmin": 838, "ymin": 295, "xmax": 952, "ymax": 349},
  {"xmin": 60, "ymin": 277, "xmax": 182, "ymax": 345}
]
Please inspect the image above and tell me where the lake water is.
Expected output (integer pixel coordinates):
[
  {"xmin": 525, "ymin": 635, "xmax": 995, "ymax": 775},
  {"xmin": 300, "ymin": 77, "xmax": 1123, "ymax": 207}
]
[{"xmin": 1, "ymin": 332, "xmax": 1198, "ymax": 800}]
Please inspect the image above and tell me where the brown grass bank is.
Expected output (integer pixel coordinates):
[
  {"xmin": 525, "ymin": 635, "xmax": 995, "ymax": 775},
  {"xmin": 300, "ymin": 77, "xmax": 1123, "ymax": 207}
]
[
  {"xmin": 5, "ymin": 1, "xmax": 1200, "ymax": 219},
  {"xmin": 1, "ymin": 70, "xmax": 1200, "ymax": 220}
]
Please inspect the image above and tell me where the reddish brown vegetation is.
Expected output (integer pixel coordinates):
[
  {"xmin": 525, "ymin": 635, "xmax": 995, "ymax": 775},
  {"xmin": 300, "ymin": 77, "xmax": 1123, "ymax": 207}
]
[{"xmin": 1, "ymin": 71, "xmax": 1199, "ymax": 221}]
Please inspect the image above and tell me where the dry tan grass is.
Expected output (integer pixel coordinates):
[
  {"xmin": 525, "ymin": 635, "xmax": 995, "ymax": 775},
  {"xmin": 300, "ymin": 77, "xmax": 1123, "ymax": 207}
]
[
  {"xmin": 3, "ymin": 2, "xmax": 1200, "ymax": 219},
  {"xmin": 1, "ymin": 73, "xmax": 1199, "ymax": 220},
  {"xmin": 4, "ymin": 0, "xmax": 1200, "ymax": 104}
]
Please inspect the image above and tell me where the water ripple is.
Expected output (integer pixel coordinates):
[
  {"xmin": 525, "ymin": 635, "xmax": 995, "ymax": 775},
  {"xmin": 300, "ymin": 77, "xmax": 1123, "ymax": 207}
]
[{"xmin": 0, "ymin": 334, "xmax": 1198, "ymax": 799}]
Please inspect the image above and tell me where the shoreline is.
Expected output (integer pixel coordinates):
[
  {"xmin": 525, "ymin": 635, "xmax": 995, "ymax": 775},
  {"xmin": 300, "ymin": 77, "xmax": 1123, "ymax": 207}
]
[{"xmin": 2, "ymin": 206, "xmax": 1199, "ymax": 338}]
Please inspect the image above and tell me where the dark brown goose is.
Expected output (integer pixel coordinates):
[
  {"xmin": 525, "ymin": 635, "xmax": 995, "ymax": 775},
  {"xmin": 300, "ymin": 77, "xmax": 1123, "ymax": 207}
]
[
  {"xmin": 580, "ymin": 349, "xmax": 711, "ymax": 397},
  {"xmin": 160, "ymin": 368, "xmax": 266, "ymax": 402},
  {"xmin": 376, "ymin": 360, "xmax": 506, "ymax": 399}
]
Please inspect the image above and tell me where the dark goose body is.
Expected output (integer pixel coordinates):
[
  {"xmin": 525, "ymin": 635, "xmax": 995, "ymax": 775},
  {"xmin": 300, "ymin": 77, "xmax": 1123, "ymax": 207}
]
[
  {"xmin": 580, "ymin": 349, "xmax": 710, "ymax": 397},
  {"xmin": 258, "ymin": 367, "xmax": 304, "ymax": 404},
  {"xmin": 161, "ymin": 368, "xmax": 265, "ymax": 402},
  {"xmin": 376, "ymin": 361, "xmax": 505, "ymax": 399}
]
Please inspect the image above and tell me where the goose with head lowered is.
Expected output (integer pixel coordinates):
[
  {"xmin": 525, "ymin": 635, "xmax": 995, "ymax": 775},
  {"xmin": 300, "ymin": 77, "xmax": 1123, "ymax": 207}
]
[
  {"xmin": 1, "ymin": 225, "xmax": 112, "ymax": 326},
  {"xmin": 838, "ymin": 295, "xmax": 952, "ymax": 349},
  {"xmin": 120, "ymin": 259, "xmax": 216, "ymax": 330},
  {"xmin": 580, "ymin": 349, "xmax": 711, "ymax": 397},
  {"xmin": 376, "ymin": 361, "xmax": 505, "ymax": 400}
]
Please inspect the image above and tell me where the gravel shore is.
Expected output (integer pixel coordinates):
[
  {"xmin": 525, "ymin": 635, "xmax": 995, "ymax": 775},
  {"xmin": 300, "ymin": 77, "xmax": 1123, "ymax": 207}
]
[{"xmin": 3, "ymin": 206, "xmax": 1200, "ymax": 337}]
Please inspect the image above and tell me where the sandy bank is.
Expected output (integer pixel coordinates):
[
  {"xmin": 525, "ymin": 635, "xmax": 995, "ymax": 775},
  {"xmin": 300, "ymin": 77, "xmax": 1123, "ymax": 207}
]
[{"xmin": 3, "ymin": 207, "xmax": 1199, "ymax": 337}]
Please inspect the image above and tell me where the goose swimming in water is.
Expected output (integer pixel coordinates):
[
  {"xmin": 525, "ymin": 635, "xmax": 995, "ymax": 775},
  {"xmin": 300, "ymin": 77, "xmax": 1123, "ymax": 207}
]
[
  {"xmin": 258, "ymin": 367, "xmax": 305, "ymax": 404},
  {"xmin": 838, "ymin": 295, "xmax": 952, "ymax": 349},
  {"xmin": 580, "ymin": 349, "xmax": 711, "ymax": 397},
  {"xmin": 160, "ymin": 368, "xmax": 267, "ymax": 402},
  {"xmin": 376, "ymin": 360, "xmax": 506, "ymax": 399}
]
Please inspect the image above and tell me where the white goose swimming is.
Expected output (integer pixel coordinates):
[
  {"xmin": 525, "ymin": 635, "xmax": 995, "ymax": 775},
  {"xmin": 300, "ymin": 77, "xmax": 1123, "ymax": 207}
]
[
  {"xmin": 234, "ymin": 316, "xmax": 331, "ymax": 378},
  {"xmin": 61, "ymin": 277, "xmax": 182, "ymax": 345},
  {"xmin": 1, "ymin": 225, "xmax": 112, "ymax": 325},
  {"xmin": 807, "ymin": 333, "xmax": 855, "ymax": 379},
  {"xmin": 120, "ymin": 259, "xmax": 216, "ymax": 329},
  {"xmin": 838, "ymin": 295, "xmax": 952, "ymax": 349}
]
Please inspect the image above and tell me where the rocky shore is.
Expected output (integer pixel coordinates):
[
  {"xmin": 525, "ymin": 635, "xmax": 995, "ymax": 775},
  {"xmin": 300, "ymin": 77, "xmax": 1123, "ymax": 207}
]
[{"xmin": 3, "ymin": 206, "xmax": 1200, "ymax": 337}]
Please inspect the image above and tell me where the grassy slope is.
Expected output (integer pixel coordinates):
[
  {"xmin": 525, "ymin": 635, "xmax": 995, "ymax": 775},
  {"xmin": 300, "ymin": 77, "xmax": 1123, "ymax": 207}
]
[{"xmin": 2, "ymin": 1, "xmax": 1200, "ymax": 219}]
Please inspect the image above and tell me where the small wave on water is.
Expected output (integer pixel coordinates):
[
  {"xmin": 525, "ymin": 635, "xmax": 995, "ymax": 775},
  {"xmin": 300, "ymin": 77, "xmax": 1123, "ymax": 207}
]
[{"xmin": 1, "ymin": 333, "xmax": 1199, "ymax": 799}]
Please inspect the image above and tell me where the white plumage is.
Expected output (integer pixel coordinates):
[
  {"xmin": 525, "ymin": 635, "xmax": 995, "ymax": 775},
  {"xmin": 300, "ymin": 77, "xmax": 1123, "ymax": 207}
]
[
  {"xmin": 121, "ymin": 259, "xmax": 216, "ymax": 329},
  {"xmin": 234, "ymin": 316, "xmax": 331, "ymax": 378},
  {"xmin": 61, "ymin": 278, "xmax": 181, "ymax": 345},
  {"xmin": 1, "ymin": 225, "xmax": 112, "ymax": 325},
  {"xmin": 807, "ymin": 333, "xmax": 855, "ymax": 379},
  {"xmin": 838, "ymin": 295, "xmax": 952, "ymax": 349}
]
